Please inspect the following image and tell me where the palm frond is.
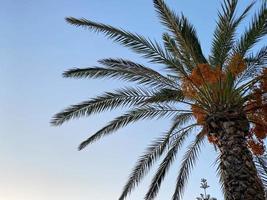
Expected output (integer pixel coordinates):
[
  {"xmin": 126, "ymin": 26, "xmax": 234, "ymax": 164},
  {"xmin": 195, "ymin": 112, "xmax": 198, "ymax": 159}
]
[
  {"xmin": 162, "ymin": 33, "xmax": 192, "ymax": 73},
  {"xmin": 63, "ymin": 66, "xmax": 174, "ymax": 89},
  {"xmin": 118, "ymin": 133, "xmax": 170, "ymax": 200},
  {"xmin": 169, "ymin": 113, "xmax": 194, "ymax": 138},
  {"xmin": 145, "ymin": 126, "xmax": 194, "ymax": 200},
  {"xmin": 235, "ymin": 1, "xmax": 267, "ymax": 56},
  {"xmin": 238, "ymin": 46, "xmax": 267, "ymax": 83},
  {"xmin": 178, "ymin": 15, "xmax": 207, "ymax": 64},
  {"xmin": 210, "ymin": 0, "xmax": 253, "ymax": 66},
  {"xmin": 172, "ymin": 132, "xmax": 205, "ymax": 200},
  {"xmin": 99, "ymin": 58, "xmax": 179, "ymax": 89},
  {"xmin": 118, "ymin": 113, "xmax": 192, "ymax": 200},
  {"xmin": 162, "ymin": 33, "xmax": 182, "ymax": 59},
  {"xmin": 51, "ymin": 87, "xmax": 151, "ymax": 126},
  {"xmin": 65, "ymin": 17, "xmax": 182, "ymax": 74},
  {"xmin": 255, "ymin": 155, "xmax": 267, "ymax": 189},
  {"xmin": 142, "ymin": 88, "xmax": 184, "ymax": 105},
  {"xmin": 79, "ymin": 105, "xmax": 190, "ymax": 150},
  {"xmin": 153, "ymin": 0, "xmax": 206, "ymax": 66}
]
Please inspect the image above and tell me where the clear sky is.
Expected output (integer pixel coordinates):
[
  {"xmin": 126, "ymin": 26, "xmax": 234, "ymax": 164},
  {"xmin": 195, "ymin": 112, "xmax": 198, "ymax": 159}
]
[{"xmin": 1, "ymin": 0, "xmax": 265, "ymax": 200}]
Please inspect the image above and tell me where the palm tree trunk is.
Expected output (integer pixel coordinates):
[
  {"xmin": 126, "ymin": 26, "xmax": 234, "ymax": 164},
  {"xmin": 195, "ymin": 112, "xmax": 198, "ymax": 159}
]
[{"xmin": 208, "ymin": 115, "xmax": 265, "ymax": 200}]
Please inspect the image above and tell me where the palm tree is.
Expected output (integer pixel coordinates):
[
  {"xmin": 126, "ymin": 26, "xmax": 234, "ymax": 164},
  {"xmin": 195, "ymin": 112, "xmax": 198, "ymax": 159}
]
[{"xmin": 51, "ymin": 0, "xmax": 267, "ymax": 199}]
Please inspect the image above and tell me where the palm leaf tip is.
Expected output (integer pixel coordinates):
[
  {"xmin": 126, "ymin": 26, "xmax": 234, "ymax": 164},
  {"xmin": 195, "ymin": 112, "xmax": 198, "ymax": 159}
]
[
  {"xmin": 50, "ymin": 118, "xmax": 58, "ymax": 126},
  {"xmin": 62, "ymin": 68, "xmax": 80, "ymax": 78},
  {"xmin": 78, "ymin": 140, "xmax": 88, "ymax": 151},
  {"xmin": 51, "ymin": 87, "xmax": 150, "ymax": 127},
  {"xmin": 50, "ymin": 112, "xmax": 65, "ymax": 126},
  {"xmin": 65, "ymin": 17, "xmax": 102, "ymax": 30},
  {"xmin": 65, "ymin": 17, "xmax": 82, "ymax": 26},
  {"xmin": 77, "ymin": 132, "xmax": 99, "ymax": 151},
  {"xmin": 50, "ymin": 105, "xmax": 80, "ymax": 126},
  {"xmin": 51, "ymin": 107, "xmax": 77, "ymax": 126}
]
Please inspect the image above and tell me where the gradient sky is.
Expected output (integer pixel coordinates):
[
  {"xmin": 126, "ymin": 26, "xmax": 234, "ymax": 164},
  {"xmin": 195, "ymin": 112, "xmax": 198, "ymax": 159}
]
[{"xmin": 1, "ymin": 0, "xmax": 266, "ymax": 200}]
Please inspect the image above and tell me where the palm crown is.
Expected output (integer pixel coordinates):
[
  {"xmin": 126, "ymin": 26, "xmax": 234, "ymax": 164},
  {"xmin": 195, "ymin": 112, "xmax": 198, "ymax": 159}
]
[{"xmin": 52, "ymin": 0, "xmax": 267, "ymax": 199}]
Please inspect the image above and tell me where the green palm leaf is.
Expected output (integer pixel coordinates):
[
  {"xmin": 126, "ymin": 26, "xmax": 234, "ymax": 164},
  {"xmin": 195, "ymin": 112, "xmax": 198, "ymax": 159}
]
[
  {"xmin": 118, "ymin": 132, "xmax": 170, "ymax": 200},
  {"xmin": 238, "ymin": 46, "xmax": 267, "ymax": 82},
  {"xmin": 145, "ymin": 126, "xmax": 194, "ymax": 200},
  {"xmin": 142, "ymin": 88, "xmax": 184, "ymax": 104},
  {"xmin": 63, "ymin": 66, "xmax": 168, "ymax": 88},
  {"xmin": 210, "ymin": 0, "xmax": 255, "ymax": 66},
  {"xmin": 63, "ymin": 58, "xmax": 178, "ymax": 88},
  {"xmin": 79, "ymin": 105, "xmax": 191, "ymax": 150},
  {"xmin": 51, "ymin": 87, "xmax": 151, "ymax": 126},
  {"xmin": 65, "ymin": 17, "xmax": 183, "ymax": 74},
  {"xmin": 153, "ymin": 0, "xmax": 206, "ymax": 66},
  {"xmin": 172, "ymin": 132, "xmax": 205, "ymax": 200},
  {"xmin": 162, "ymin": 33, "xmax": 193, "ymax": 72},
  {"xmin": 99, "ymin": 58, "xmax": 178, "ymax": 88},
  {"xmin": 211, "ymin": 0, "xmax": 238, "ymax": 66},
  {"xmin": 235, "ymin": 1, "xmax": 267, "ymax": 56},
  {"xmin": 118, "ymin": 113, "xmax": 193, "ymax": 200}
]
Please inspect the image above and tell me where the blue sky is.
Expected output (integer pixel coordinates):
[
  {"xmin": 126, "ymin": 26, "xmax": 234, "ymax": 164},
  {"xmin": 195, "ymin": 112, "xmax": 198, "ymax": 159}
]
[{"xmin": 1, "ymin": 0, "xmax": 265, "ymax": 200}]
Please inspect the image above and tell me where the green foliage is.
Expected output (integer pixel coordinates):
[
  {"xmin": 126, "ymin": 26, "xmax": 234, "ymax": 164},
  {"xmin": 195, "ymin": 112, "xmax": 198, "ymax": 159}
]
[
  {"xmin": 53, "ymin": 0, "xmax": 267, "ymax": 199},
  {"xmin": 51, "ymin": 87, "xmax": 150, "ymax": 126},
  {"xmin": 153, "ymin": 0, "xmax": 206, "ymax": 66},
  {"xmin": 78, "ymin": 105, "xmax": 189, "ymax": 150},
  {"xmin": 63, "ymin": 58, "xmax": 178, "ymax": 88},
  {"xmin": 142, "ymin": 88, "xmax": 184, "ymax": 104},
  {"xmin": 118, "ymin": 132, "xmax": 171, "ymax": 200},
  {"xmin": 238, "ymin": 46, "xmax": 267, "ymax": 83},
  {"xmin": 65, "ymin": 17, "xmax": 182, "ymax": 74},
  {"xmin": 119, "ymin": 114, "xmax": 194, "ymax": 200},
  {"xmin": 235, "ymin": 1, "xmax": 267, "ymax": 56},
  {"xmin": 210, "ymin": 0, "xmax": 255, "ymax": 67},
  {"xmin": 145, "ymin": 126, "xmax": 194, "ymax": 200}
]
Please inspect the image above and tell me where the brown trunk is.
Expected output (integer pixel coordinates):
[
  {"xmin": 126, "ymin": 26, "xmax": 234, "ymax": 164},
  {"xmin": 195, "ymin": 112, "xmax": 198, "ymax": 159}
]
[{"xmin": 207, "ymin": 114, "xmax": 265, "ymax": 200}]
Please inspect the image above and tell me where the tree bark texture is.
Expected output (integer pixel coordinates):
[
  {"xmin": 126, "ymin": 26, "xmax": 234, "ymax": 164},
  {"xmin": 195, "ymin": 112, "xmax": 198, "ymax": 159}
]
[{"xmin": 208, "ymin": 115, "xmax": 266, "ymax": 200}]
